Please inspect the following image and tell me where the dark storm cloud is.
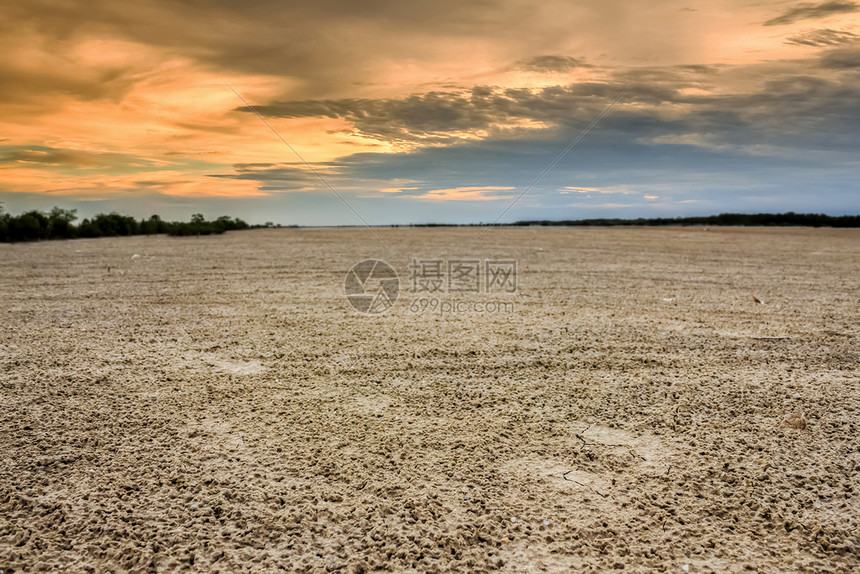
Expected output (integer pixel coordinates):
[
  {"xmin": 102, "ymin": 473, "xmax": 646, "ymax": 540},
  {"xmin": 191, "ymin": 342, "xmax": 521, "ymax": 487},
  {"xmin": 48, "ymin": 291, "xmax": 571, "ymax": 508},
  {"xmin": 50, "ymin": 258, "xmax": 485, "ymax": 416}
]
[
  {"xmin": 0, "ymin": 146, "xmax": 158, "ymax": 171},
  {"xmin": 670, "ymin": 71, "xmax": 860, "ymax": 152},
  {"xmin": 243, "ymin": 91, "xmax": 497, "ymax": 142},
  {"xmin": 820, "ymin": 47, "xmax": 860, "ymax": 67},
  {"xmin": 225, "ymin": 60, "xmax": 860, "ymax": 197},
  {"xmin": 764, "ymin": 1, "xmax": 859, "ymax": 26},
  {"xmin": 786, "ymin": 28, "xmax": 859, "ymax": 46},
  {"xmin": 241, "ymin": 76, "xmax": 689, "ymax": 144},
  {"xmin": 209, "ymin": 163, "xmax": 321, "ymax": 189},
  {"xmin": 516, "ymin": 55, "xmax": 589, "ymax": 72},
  {"xmin": 244, "ymin": 57, "xmax": 860, "ymax": 152}
]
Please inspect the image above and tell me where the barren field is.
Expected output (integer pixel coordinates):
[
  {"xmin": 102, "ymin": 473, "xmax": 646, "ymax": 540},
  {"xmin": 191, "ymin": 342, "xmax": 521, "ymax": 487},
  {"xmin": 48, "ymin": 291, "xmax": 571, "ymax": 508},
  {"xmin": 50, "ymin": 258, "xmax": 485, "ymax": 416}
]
[{"xmin": 1, "ymin": 226, "xmax": 858, "ymax": 573}]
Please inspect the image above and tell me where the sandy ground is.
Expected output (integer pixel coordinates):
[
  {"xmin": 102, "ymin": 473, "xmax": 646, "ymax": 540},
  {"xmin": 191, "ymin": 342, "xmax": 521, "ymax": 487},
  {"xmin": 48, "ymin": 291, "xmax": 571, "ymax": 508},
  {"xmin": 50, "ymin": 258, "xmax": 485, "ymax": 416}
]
[{"xmin": 0, "ymin": 226, "xmax": 858, "ymax": 573}]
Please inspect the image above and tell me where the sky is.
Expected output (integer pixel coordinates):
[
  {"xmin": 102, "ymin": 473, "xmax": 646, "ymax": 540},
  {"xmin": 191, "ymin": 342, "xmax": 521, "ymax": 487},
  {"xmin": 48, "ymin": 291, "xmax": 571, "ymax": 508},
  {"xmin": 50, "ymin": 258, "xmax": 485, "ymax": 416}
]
[{"xmin": 0, "ymin": 0, "xmax": 858, "ymax": 225}]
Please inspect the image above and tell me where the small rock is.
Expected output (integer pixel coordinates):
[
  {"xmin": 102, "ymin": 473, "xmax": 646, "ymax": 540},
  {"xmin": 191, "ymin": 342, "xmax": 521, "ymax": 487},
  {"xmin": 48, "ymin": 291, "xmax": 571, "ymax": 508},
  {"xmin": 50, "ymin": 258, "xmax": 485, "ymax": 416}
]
[
  {"xmin": 543, "ymin": 519, "xmax": 550, "ymax": 526},
  {"xmin": 131, "ymin": 254, "xmax": 140, "ymax": 259},
  {"xmin": 783, "ymin": 412, "xmax": 806, "ymax": 430},
  {"xmin": 792, "ymin": 393, "xmax": 801, "ymax": 399},
  {"xmin": 190, "ymin": 503, "xmax": 199, "ymax": 510},
  {"xmin": 510, "ymin": 517, "xmax": 517, "ymax": 523},
  {"xmin": 682, "ymin": 565, "xmax": 690, "ymax": 572}
]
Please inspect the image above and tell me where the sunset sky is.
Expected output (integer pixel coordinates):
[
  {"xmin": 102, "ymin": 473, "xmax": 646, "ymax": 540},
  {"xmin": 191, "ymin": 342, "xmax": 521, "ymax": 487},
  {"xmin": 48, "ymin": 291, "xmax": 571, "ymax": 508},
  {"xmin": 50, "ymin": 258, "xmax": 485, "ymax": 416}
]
[{"xmin": 1, "ymin": 0, "xmax": 858, "ymax": 225}]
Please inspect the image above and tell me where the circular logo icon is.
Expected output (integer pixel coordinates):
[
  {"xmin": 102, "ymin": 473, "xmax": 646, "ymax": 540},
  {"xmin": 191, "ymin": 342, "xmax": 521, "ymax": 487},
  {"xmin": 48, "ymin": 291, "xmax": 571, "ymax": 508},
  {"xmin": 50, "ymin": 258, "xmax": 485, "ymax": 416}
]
[{"xmin": 344, "ymin": 259, "xmax": 399, "ymax": 314}]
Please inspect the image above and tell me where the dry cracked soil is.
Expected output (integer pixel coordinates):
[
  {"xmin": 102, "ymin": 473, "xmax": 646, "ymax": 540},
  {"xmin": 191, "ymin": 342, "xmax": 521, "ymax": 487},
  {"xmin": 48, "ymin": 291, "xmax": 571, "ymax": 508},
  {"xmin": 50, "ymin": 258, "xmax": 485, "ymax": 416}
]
[{"xmin": 0, "ymin": 226, "xmax": 858, "ymax": 572}]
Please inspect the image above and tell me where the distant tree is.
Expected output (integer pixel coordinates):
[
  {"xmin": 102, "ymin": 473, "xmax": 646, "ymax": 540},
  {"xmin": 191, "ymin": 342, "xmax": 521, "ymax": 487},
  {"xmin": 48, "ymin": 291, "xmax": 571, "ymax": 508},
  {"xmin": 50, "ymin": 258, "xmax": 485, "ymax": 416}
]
[
  {"xmin": 140, "ymin": 214, "xmax": 167, "ymax": 235},
  {"xmin": 153, "ymin": 214, "xmax": 168, "ymax": 234},
  {"xmin": 210, "ymin": 215, "xmax": 249, "ymax": 233},
  {"xmin": 48, "ymin": 207, "xmax": 78, "ymax": 239},
  {"xmin": 213, "ymin": 216, "xmax": 232, "ymax": 234},
  {"xmin": 10, "ymin": 210, "xmax": 49, "ymax": 241},
  {"xmin": 91, "ymin": 212, "xmax": 139, "ymax": 236},
  {"xmin": 75, "ymin": 218, "xmax": 96, "ymax": 238},
  {"xmin": 0, "ymin": 204, "xmax": 9, "ymax": 242}
]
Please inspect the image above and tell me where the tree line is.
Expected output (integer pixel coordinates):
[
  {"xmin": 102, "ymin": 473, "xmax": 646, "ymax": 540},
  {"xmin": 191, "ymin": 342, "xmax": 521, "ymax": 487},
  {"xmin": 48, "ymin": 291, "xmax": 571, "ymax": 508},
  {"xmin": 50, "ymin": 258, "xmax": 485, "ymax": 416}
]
[
  {"xmin": 403, "ymin": 212, "xmax": 859, "ymax": 228},
  {"xmin": 3, "ymin": 207, "xmax": 858, "ymax": 242},
  {"xmin": 0, "ymin": 206, "xmax": 250, "ymax": 243},
  {"xmin": 511, "ymin": 212, "xmax": 860, "ymax": 228}
]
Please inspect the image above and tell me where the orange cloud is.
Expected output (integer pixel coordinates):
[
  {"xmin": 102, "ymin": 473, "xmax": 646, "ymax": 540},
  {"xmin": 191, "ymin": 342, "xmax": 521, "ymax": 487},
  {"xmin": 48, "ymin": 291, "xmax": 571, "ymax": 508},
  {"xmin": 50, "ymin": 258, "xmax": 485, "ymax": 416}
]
[
  {"xmin": 0, "ymin": 165, "xmax": 264, "ymax": 198},
  {"xmin": 419, "ymin": 186, "xmax": 515, "ymax": 201},
  {"xmin": 560, "ymin": 186, "xmax": 600, "ymax": 193}
]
